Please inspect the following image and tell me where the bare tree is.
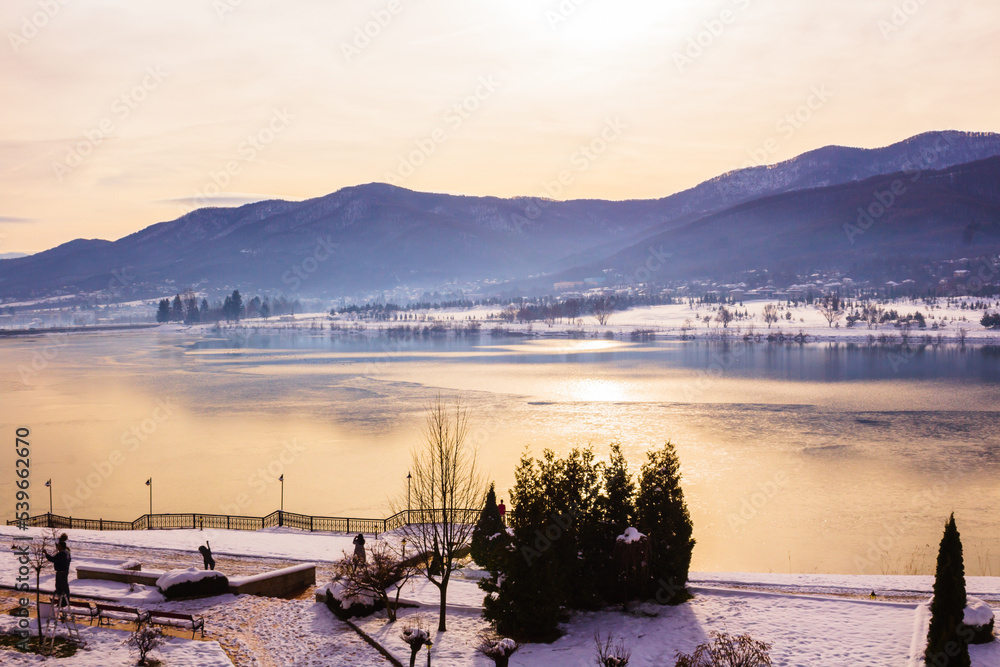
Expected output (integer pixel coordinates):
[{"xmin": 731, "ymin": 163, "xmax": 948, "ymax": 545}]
[
  {"xmin": 28, "ymin": 535, "xmax": 52, "ymax": 653},
  {"xmin": 397, "ymin": 399, "xmax": 485, "ymax": 631},
  {"xmin": 592, "ymin": 297, "xmax": 615, "ymax": 326},
  {"xmin": 680, "ymin": 318, "xmax": 693, "ymax": 339},
  {"xmin": 332, "ymin": 541, "xmax": 418, "ymax": 622},
  {"xmin": 714, "ymin": 306, "xmax": 733, "ymax": 329},
  {"xmin": 122, "ymin": 620, "xmax": 165, "ymax": 666},
  {"xmin": 762, "ymin": 304, "xmax": 779, "ymax": 329},
  {"xmin": 816, "ymin": 296, "xmax": 844, "ymax": 328}
]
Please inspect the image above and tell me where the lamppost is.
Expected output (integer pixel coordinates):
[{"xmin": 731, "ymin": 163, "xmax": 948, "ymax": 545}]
[
  {"xmin": 406, "ymin": 472, "xmax": 412, "ymax": 525},
  {"xmin": 145, "ymin": 478, "xmax": 152, "ymax": 517},
  {"xmin": 278, "ymin": 474, "xmax": 284, "ymax": 527},
  {"xmin": 45, "ymin": 479, "xmax": 52, "ymax": 516}
]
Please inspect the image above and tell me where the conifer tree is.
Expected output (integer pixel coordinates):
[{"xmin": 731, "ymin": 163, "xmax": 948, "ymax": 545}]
[
  {"xmin": 925, "ymin": 513, "xmax": 970, "ymax": 667},
  {"xmin": 471, "ymin": 483, "xmax": 508, "ymax": 572},
  {"xmin": 634, "ymin": 441, "xmax": 695, "ymax": 604},
  {"xmin": 600, "ymin": 442, "xmax": 635, "ymax": 534}
]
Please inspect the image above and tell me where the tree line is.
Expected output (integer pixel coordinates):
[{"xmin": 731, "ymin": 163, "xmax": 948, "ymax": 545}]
[{"xmin": 155, "ymin": 290, "xmax": 302, "ymax": 323}]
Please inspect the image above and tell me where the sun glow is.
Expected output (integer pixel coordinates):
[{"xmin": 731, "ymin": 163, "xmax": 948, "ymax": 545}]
[{"xmin": 565, "ymin": 377, "xmax": 630, "ymax": 402}]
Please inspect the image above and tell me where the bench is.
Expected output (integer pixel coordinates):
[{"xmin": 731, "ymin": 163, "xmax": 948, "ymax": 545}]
[
  {"xmin": 148, "ymin": 610, "xmax": 206, "ymax": 638},
  {"xmin": 65, "ymin": 600, "xmax": 99, "ymax": 625},
  {"xmin": 95, "ymin": 603, "xmax": 149, "ymax": 627}
]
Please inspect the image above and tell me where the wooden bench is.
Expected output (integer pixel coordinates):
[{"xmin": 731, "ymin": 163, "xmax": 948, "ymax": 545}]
[
  {"xmin": 95, "ymin": 603, "xmax": 149, "ymax": 627},
  {"xmin": 65, "ymin": 599, "xmax": 99, "ymax": 625},
  {"xmin": 148, "ymin": 610, "xmax": 205, "ymax": 638}
]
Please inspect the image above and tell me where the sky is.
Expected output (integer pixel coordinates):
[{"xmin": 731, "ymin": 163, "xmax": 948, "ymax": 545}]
[{"xmin": 1, "ymin": 0, "xmax": 998, "ymax": 254}]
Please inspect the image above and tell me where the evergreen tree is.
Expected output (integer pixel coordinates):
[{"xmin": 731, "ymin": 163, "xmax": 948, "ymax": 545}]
[
  {"xmin": 170, "ymin": 294, "xmax": 184, "ymax": 322},
  {"xmin": 600, "ymin": 442, "xmax": 635, "ymax": 534},
  {"xmin": 222, "ymin": 290, "xmax": 244, "ymax": 322},
  {"xmin": 634, "ymin": 442, "xmax": 695, "ymax": 604},
  {"xmin": 925, "ymin": 514, "xmax": 970, "ymax": 667},
  {"xmin": 260, "ymin": 302, "xmax": 271, "ymax": 319},
  {"xmin": 471, "ymin": 484, "xmax": 508, "ymax": 572},
  {"xmin": 155, "ymin": 299, "xmax": 170, "ymax": 323},
  {"xmin": 184, "ymin": 296, "xmax": 200, "ymax": 323},
  {"xmin": 596, "ymin": 442, "xmax": 637, "ymax": 603},
  {"xmin": 481, "ymin": 537, "xmax": 562, "ymax": 643}
]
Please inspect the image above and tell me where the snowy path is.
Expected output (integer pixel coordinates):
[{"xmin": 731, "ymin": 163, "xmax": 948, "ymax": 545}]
[{"xmin": 3, "ymin": 527, "xmax": 999, "ymax": 666}]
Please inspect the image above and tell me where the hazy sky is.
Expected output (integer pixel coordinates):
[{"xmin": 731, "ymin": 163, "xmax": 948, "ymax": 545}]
[{"xmin": 1, "ymin": 0, "xmax": 998, "ymax": 254}]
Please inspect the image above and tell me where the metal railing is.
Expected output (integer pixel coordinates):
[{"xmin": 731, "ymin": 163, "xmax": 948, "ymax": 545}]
[{"xmin": 7, "ymin": 508, "xmax": 482, "ymax": 536}]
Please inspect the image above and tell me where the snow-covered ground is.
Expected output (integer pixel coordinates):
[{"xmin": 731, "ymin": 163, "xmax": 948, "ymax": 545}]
[
  {"xmin": 189, "ymin": 296, "xmax": 1000, "ymax": 345},
  {"xmin": 2, "ymin": 526, "xmax": 998, "ymax": 666}
]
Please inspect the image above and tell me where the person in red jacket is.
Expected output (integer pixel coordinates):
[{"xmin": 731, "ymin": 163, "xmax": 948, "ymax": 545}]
[{"xmin": 498, "ymin": 499, "xmax": 506, "ymax": 525}]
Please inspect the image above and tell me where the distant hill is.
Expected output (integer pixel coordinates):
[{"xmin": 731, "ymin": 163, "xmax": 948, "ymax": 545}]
[
  {"xmin": 545, "ymin": 156, "xmax": 1000, "ymax": 289},
  {"xmin": 1, "ymin": 130, "xmax": 999, "ymax": 300}
]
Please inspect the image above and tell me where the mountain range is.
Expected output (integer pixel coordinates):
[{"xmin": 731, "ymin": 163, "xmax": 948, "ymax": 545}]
[{"xmin": 2, "ymin": 130, "xmax": 1000, "ymax": 301}]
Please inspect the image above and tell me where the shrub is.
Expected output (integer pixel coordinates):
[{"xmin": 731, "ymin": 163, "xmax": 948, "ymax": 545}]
[
  {"xmin": 400, "ymin": 623, "xmax": 431, "ymax": 667},
  {"xmin": 324, "ymin": 577, "xmax": 384, "ymax": 620},
  {"xmin": 962, "ymin": 597, "xmax": 995, "ymax": 645},
  {"xmin": 674, "ymin": 631, "xmax": 772, "ymax": 667},
  {"xmin": 475, "ymin": 631, "xmax": 523, "ymax": 667},
  {"xmin": 122, "ymin": 620, "xmax": 165, "ymax": 666},
  {"xmin": 595, "ymin": 632, "xmax": 631, "ymax": 666}
]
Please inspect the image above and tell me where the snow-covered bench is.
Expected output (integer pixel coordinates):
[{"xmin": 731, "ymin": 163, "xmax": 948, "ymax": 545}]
[
  {"xmin": 95, "ymin": 603, "xmax": 149, "ymax": 627},
  {"xmin": 148, "ymin": 610, "xmax": 205, "ymax": 638},
  {"xmin": 65, "ymin": 599, "xmax": 99, "ymax": 625}
]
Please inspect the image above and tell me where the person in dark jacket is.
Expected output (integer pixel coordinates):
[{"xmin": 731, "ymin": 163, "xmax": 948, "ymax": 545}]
[
  {"xmin": 198, "ymin": 541, "xmax": 216, "ymax": 570},
  {"xmin": 352, "ymin": 533, "xmax": 366, "ymax": 564},
  {"xmin": 44, "ymin": 534, "xmax": 71, "ymax": 604}
]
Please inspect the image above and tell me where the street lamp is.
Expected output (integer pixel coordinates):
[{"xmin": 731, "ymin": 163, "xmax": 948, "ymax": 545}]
[
  {"xmin": 406, "ymin": 472, "xmax": 412, "ymax": 525},
  {"xmin": 278, "ymin": 474, "xmax": 285, "ymax": 527},
  {"xmin": 45, "ymin": 479, "xmax": 52, "ymax": 516},
  {"xmin": 145, "ymin": 477, "xmax": 152, "ymax": 517}
]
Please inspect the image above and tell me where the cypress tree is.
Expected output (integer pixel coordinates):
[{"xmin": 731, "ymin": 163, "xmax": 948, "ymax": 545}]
[
  {"xmin": 634, "ymin": 441, "xmax": 695, "ymax": 604},
  {"xmin": 925, "ymin": 513, "xmax": 970, "ymax": 667},
  {"xmin": 600, "ymin": 442, "xmax": 635, "ymax": 534},
  {"xmin": 471, "ymin": 484, "xmax": 507, "ymax": 572}
]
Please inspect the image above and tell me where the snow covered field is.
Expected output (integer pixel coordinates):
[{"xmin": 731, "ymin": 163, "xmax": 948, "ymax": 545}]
[
  {"xmin": 194, "ymin": 296, "xmax": 1000, "ymax": 345},
  {"xmin": 2, "ymin": 526, "xmax": 998, "ymax": 666}
]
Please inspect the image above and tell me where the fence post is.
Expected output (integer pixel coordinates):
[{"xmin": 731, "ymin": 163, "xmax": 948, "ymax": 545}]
[
  {"xmin": 310, "ymin": 516, "xmax": 314, "ymax": 532},
  {"xmin": 278, "ymin": 511, "xmax": 283, "ymax": 528},
  {"xmin": 227, "ymin": 515, "xmax": 231, "ymax": 530},
  {"xmin": 99, "ymin": 519, "xmax": 103, "ymax": 531},
  {"xmin": 192, "ymin": 513, "xmax": 196, "ymax": 529}
]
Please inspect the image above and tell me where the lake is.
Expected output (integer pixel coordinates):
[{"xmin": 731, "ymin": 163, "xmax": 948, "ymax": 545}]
[{"xmin": 2, "ymin": 328, "xmax": 999, "ymax": 575}]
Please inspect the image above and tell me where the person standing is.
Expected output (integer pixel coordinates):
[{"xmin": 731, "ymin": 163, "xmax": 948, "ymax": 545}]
[
  {"xmin": 45, "ymin": 534, "xmax": 71, "ymax": 605},
  {"xmin": 353, "ymin": 533, "xmax": 366, "ymax": 564},
  {"xmin": 498, "ymin": 499, "xmax": 507, "ymax": 525},
  {"xmin": 198, "ymin": 541, "xmax": 216, "ymax": 570}
]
